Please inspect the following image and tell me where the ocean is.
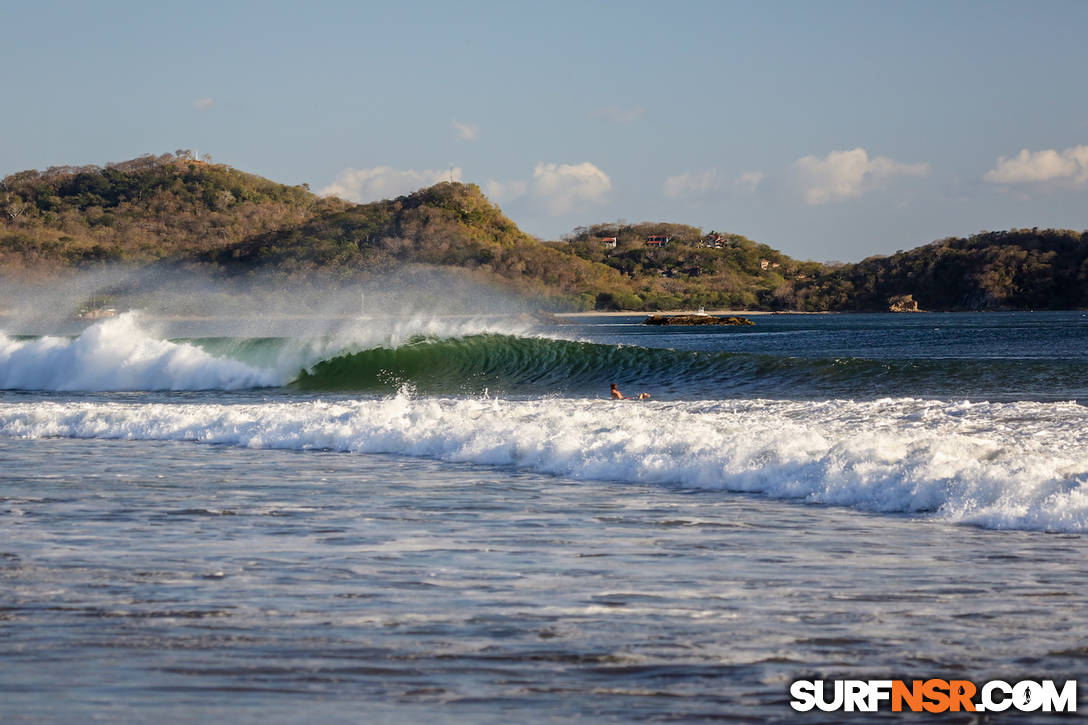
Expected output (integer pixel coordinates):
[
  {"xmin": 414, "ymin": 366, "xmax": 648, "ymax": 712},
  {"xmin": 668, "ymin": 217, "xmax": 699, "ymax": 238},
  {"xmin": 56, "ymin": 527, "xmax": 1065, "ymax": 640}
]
[{"xmin": 2, "ymin": 309, "xmax": 1086, "ymax": 723}]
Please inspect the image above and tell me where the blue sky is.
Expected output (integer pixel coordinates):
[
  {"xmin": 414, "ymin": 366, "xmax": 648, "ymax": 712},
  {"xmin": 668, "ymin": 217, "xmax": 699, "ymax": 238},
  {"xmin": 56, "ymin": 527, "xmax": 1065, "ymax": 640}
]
[{"xmin": 4, "ymin": 0, "xmax": 1087, "ymax": 261}]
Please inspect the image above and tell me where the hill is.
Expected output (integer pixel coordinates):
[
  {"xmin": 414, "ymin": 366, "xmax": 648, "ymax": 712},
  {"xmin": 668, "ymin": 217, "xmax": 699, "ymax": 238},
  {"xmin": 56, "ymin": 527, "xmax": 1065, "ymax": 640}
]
[
  {"xmin": 1, "ymin": 153, "xmax": 793, "ymax": 310},
  {"xmin": 553, "ymin": 222, "xmax": 820, "ymax": 310},
  {"xmin": 206, "ymin": 184, "xmax": 823, "ymax": 310},
  {"xmin": 787, "ymin": 229, "xmax": 1088, "ymax": 311},
  {"xmin": 204, "ymin": 180, "xmax": 636, "ymax": 309},
  {"xmin": 0, "ymin": 151, "xmax": 327, "ymax": 275},
  {"xmin": 3, "ymin": 153, "xmax": 1086, "ymax": 311}
]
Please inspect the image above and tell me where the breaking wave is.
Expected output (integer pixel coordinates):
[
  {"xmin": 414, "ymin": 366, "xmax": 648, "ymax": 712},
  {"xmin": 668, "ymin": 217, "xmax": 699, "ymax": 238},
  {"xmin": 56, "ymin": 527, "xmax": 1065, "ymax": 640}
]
[
  {"xmin": 0, "ymin": 312, "xmax": 542, "ymax": 393},
  {"xmin": 2, "ymin": 312, "xmax": 1087, "ymax": 401},
  {"xmin": 0, "ymin": 313, "xmax": 278, "ymax": 391},
  {"xmin": 294, "ymin": 334, "xmax": 1088, "ymax": 400},
  {"xmin": 0, "ymin": 395, "xmax": 1085, "ymax": 532}
]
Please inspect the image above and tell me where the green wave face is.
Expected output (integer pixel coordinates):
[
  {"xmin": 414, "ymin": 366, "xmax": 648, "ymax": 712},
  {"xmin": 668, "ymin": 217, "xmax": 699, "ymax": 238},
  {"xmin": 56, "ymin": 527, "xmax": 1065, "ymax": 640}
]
[
  {"xmin": 289, "ymin": 333, "xmax": 1088, "ymax": 401},
  {"xmin": 290, "ymin": 334, "xmax": 697, "ymax": 394}
]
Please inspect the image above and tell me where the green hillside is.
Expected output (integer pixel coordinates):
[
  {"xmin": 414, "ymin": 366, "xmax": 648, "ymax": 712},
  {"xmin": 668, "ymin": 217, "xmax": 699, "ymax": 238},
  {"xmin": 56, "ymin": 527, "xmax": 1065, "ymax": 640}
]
[
  {"xmin": 555, "ymin": 222, "xmax": 821, "ymax": 310},
  {"xmin": 3, "ymin": 153, "xmax": 1086, "ymax": 311},
  {"xmin": 1, "ymin": 154, "xmax": 790, "ymax": 310},
  {"xmin": 206, "ymin": 181, "xmax": 636, "ymax": 309},
  {"xmin": 0, "ymin": 152, "xmax": 327, "ymax": 275},
  {"xmin": 788, "ymin": 229, "xmax": 1088, "ymax": 311}
]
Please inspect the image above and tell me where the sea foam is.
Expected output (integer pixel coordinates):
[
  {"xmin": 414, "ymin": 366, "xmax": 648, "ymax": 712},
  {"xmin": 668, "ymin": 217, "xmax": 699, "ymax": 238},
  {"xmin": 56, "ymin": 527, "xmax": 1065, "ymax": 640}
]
[
  {"xmin": 0, "ymin": 313, "xmax": 277, "ymax": 391},
  {"xmin": 0, "ymin": 394, "xmax": 1085, "ymax": 532},
  {"xmin": 0, "ymin": 312, "xmax": 539, "ymax": 392}
]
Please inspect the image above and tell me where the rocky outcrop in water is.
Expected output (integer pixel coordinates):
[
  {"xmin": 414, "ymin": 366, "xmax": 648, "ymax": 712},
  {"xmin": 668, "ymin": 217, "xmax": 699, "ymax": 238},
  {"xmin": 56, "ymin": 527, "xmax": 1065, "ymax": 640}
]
[
  {"xmin": 643, "ymin": 314, "xmax": 754, "ymax": 326},
  {"xmin": 888, "ymin": 294, "xmax": 921, "ymax": 312}
]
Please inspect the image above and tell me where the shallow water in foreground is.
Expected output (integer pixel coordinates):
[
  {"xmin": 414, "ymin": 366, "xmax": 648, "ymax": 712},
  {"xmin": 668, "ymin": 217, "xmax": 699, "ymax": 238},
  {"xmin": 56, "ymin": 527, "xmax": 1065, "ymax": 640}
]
[{"xmin": 3, "ymin": 437, "xmax": 1087, "ymax": 723}]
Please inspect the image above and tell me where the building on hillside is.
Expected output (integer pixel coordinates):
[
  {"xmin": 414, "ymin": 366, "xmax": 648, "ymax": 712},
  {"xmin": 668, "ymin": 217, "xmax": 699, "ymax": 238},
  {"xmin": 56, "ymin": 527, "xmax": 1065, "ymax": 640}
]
[
  {"xmin": 598, "ymin": 236, "xmax": 618, "ymax": 248},
  {"xmin": 646, "ymin": 235, "xmax": 670, "ymax": 247}
]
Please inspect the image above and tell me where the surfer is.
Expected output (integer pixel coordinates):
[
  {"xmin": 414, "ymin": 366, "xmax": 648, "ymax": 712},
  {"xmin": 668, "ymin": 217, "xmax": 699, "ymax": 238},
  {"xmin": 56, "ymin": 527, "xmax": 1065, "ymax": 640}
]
[{"xmin": 611, "ymin": 383, "xmax": 650, "ymax": 400}]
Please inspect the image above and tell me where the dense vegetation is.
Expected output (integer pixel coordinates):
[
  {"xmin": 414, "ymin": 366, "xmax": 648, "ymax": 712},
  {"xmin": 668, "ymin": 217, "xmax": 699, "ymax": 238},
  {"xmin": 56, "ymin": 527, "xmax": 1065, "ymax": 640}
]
[
  {"xmin": 2, "ymin": 154, "xmax": 1085, "ymax": 311},
  {"xmin": 0, "ymin": 151, "xmax": 324, "ymax": 274},
  {"xmin": 554, "ymin": 222, "xmax": 822, "ymax": 310},
  {"xmin": 787, "ymin": 229, "xmax": 1088, "ymax": 311},
  {"xmin": 206, "ymin": 181, "xmax": 636, "ymax": 309}
]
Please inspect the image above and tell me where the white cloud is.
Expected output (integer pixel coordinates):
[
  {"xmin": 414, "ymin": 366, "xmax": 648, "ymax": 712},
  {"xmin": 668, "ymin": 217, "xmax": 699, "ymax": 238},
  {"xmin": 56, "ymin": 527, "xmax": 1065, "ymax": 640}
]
[
  {"xmin": 484, "ymin": 179, "xmax": 528, "ymax": 203},
  {"xmin": 532, "ymin": 162, "xmax": 612, "ymax": 215},
  {"xmin": 589, "ymin": 106, "xmax": 646, "ymax": 124},
  {"xmin": 193, "ymin": 97, "xmax": 215, "ymax": 111},
  {"xmin": 735, "ymin": 171, "xmax": 766, "ymax": 191},
  {"xmin": 793, "ymin": 148, "xmax": 930, "ymax": 204},
  {"xmin": 319, "ymin": 166, "xmax": 462, "ymax": 203},
  {"xmin": 451, "ymin": 120, "xmax": 479, "ymax": 141},
  {"xmin": 663, "ymin": 169, "xmax": 720, "ymax": 200},
  {"xmin": 983, "ymin": 145, "xmax": 1088, "ymax": 186}
]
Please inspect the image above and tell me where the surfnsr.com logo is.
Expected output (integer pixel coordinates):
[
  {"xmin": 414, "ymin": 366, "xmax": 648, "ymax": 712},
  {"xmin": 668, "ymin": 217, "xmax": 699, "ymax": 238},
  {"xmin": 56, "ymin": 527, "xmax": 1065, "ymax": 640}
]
[{"xmin": 789, "ymin": 679, "xmax": 1077, "ymax": 713}]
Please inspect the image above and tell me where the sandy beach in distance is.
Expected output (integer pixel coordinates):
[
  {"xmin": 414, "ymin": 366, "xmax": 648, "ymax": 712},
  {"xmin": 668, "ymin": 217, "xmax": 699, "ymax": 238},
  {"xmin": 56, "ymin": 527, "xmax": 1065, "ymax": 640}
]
[{"xmin": 554, "ymin": 309, "xmax": 829, "ymax": 317}]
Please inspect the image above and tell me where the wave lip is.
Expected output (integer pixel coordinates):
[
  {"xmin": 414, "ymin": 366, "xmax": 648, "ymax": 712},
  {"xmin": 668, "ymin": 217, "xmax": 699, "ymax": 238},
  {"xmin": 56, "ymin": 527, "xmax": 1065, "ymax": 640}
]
[
  {"xmin": 0, "ymin": 312, "xmax": 278, "ymax": 391},
  {"xmin": 1, "ymin": 395, "xmax": 1085, "ymax": 533},
  {"xmin": 0, "ymin": 312, "xmax": 549, "ymax": 393}
]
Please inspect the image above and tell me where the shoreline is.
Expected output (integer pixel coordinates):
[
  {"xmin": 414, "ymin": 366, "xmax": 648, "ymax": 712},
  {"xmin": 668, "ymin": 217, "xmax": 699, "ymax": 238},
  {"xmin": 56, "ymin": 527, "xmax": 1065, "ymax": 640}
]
[
  {"xmin": 1, "ymin": 309, "xmax": 1071, "ymax": 325},
  {"xmin": 554, "ymin": 309, "xmax": 831, "ymax": 318}
]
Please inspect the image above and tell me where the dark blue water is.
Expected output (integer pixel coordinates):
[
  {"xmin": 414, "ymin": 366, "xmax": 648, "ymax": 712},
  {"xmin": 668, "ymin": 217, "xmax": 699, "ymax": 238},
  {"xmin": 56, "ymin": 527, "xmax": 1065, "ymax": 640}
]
[
  {"xmin": 576, "ymin": 311, "xmax": 1088, "ymax": 361},
  {"xmin": 548, "ymin": 311, "xmax": 1088, "ymax": 402}
]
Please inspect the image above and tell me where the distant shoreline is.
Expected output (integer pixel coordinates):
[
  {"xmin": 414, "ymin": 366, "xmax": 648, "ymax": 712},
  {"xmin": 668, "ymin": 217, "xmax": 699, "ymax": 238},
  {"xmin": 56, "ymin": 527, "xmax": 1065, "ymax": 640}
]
[
  {"xmin": 0, "ymin": 308, "xmax": 833, "ymax": 321},
  {"xmin": 554, "ymin": 309, "xmax": 831, "ymax": 318}
]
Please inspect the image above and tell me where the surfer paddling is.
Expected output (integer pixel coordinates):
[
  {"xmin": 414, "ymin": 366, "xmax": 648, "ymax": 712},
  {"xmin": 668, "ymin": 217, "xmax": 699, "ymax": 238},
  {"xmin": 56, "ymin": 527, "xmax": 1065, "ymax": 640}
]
[{"xmin": 610, "ymin": 383, "xmax": 650, "ymax": 400}]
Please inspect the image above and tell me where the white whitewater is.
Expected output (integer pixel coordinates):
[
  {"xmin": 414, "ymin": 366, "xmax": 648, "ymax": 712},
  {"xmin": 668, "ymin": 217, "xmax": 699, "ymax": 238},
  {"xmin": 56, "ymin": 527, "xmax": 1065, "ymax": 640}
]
[
  {"xmin": 1, "ymin": 393, "xmax": 1085, "ymax": 532},
  {"xmin": 0, "ymin": 311, "xmax": 538, "ymax": 391},
  {"xmin": 0, "ymin": 313, "xmax": 277, "ymax": 391}
]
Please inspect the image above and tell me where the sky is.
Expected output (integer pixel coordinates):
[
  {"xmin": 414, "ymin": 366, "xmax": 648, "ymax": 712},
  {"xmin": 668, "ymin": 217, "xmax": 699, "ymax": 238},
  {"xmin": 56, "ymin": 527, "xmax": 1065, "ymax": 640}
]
[{"xmin": 3, "ymin": 0, "xmax": 1088, "ymax": 262}]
